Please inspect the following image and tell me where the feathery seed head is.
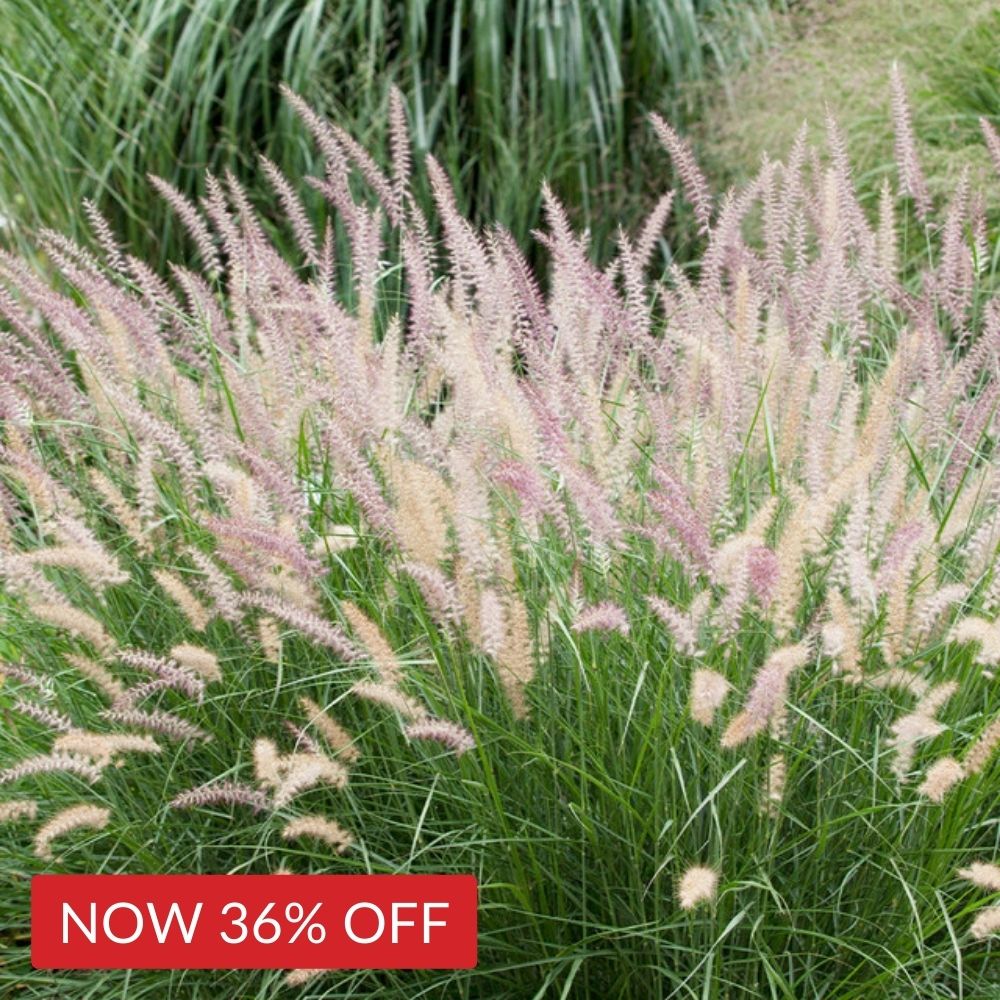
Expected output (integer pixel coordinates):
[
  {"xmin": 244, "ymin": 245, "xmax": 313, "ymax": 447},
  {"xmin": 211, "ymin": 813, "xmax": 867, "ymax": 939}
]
[{"xmin": 677, "ymin": 865, "xmax": 718, "ymax": 910}]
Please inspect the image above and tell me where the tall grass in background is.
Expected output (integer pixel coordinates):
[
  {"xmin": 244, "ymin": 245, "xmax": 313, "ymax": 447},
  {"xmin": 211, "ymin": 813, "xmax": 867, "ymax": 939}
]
[
  {"xmin": 927, "ymin": 8, "xmax": 1000, "ymax": 153},
  {"xmin": 0, "ymin": 0, "xmax": 775, "ymax": 268}
]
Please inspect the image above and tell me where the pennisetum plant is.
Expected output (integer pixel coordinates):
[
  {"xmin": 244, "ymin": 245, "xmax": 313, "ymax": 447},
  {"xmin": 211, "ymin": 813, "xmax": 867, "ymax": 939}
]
[{"xmin": 1, "ymin": 71, "xmax": 1000, "ymax": 995}]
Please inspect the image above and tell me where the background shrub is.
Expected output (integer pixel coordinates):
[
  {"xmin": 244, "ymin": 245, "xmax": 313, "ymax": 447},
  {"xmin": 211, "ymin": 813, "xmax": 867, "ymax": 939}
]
[{"xmin": 0, "ymin": 0, "xmax": 773, "ymax": 268}]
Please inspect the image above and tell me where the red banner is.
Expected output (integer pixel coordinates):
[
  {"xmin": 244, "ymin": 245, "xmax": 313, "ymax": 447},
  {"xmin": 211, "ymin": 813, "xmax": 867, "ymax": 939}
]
[{"xmin": 31, "ymin": 874, "xmax": 477, "ymax": 969}]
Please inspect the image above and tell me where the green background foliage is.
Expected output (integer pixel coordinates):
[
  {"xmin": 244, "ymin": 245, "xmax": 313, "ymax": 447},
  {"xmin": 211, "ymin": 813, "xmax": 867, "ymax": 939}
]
[{"xmin": 0, "ymin": 0, "xmax": 772, "ymax": 269}]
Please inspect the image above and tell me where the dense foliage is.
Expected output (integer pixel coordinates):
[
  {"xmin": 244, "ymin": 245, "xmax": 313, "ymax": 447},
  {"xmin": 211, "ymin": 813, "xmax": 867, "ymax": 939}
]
[
  {"xmin": 1, "ymin": 82, "xmax": 1000, "ymax": 997},
  {"xmin": 0, "ymin": 0, "xmax": 772, "ymax": 268}
]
